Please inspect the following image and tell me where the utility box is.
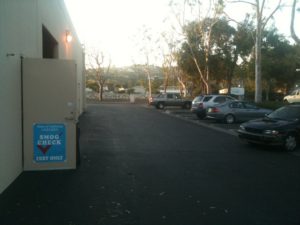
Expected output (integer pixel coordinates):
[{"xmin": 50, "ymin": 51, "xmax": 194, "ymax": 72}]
[{"xmin": 22, "ymin": 58, "xmax": 78, "ymax": 170}]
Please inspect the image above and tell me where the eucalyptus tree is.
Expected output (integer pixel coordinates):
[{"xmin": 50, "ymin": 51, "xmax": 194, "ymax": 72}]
[
  {"xmin": 178, "ymin": 17, "xmax": 254, "ymax": 94},
  {"xmin": 170, "ymin": 0, "xmax": 225, "ymax": 94},
  {"xmin": 243, "ymin": 28, "xmax": 300, "ymax": 99},
  {"xmin": 134, "ymin": 26, "xmax": 161, "ymax": 98},
  {"xmin": 161, "ymin": 31, "xmax": 191, "ymax": 96},
  {"xmin": 210, "ymin": 18, "xmax": 254, "ymax": 92},
  {"xmin": 290, "ymin": 0, "xmax": 300, "ymax": 45},
  {"xmin": 226, "ymin": 0, "xmax": 283, "ymax": 102},
  {"xmin": 161, "ymin": 32, "xmax": 178, "ymax": 94},
  {"xmin": 260, "ymin": 28, "xmax": 294, "ymax": 99}
]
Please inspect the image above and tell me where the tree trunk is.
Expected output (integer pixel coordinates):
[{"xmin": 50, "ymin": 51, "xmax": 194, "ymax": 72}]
[
  {"xmin": 291, "ymin": 0, "xmax": 300, "ymax": 45},
  {"xmin": 146, "ymin": 71, "xmax": 152, "ymax": 98},
  {"xmin": 100, "ymin": 85, "xmax": 103, "ymax": 101},
  {"xmin": 97, "ymin": 80, "xmax": 101, "ymax": 101},
  {"xmin": 164, "ymin": 72, "xmax": 169, "ymax": 94},
  {"xmin": 205, "ymin": 68, "xmax": 210, "ymax": 94},
  {"xmin": 227, "ymin": 70, "xmax": 232, "ymax": 96},
  {"xmin": 255, "ymin": 11, "xmax": 262, "ymax": 103},
  {"xmin": 177, "ymin": 77, "xmax": 187, "ymax": 97}
]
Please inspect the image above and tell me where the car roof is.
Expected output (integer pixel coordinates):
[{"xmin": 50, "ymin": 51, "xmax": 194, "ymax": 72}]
[
  {"xmin": 193, "ymin": 94, "xmax": 236, "ymax": 101},
  {"xmin": 195, "ymin": 94, "xmax": 234, "ymax": 97}
]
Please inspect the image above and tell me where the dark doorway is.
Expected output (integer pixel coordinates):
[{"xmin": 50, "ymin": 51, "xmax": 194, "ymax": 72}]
[{"xmin": 42, "ymin": 25, "xmax": 58, "ymax": 59}]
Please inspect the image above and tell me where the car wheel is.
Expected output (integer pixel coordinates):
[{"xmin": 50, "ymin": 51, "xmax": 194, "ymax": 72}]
[
  {"xmin": 224, "ymin": 114, "xmax": 235, "ymax": 124},
  {"xmin": 283, "ymin": 134, "xmax": 297, "ymax": 152},
  {"xmin": 196, "ymin": 112, "xmax": 206, "ymax": 119},
  {"xmin": 157, "ymin": 102, "xmax": 165, "ymax": 109}
]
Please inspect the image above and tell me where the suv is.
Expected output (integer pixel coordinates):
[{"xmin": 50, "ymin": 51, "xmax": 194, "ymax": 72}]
[
  {"xmin": 283, "ymin": 88, "xmax": 300, "ymax": 103},
  {"xmin": 149, "ymin": 93, "xmax": 191, "ymax": 109},
  {"xmin": 191, "ymin": 94, "xmax": 236, "ymax": 119}
]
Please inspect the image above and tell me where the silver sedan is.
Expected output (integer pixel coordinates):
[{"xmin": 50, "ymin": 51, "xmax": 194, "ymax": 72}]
[{"xmin": 206, "ymin": 101, "xmax": 273, "ymax": 124}]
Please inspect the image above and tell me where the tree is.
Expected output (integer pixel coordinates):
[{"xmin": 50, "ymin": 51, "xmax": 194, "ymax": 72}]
[
  {"xmin": 160, "ymin": 32, "xmax": 177, "ymax": 94},
  {"xmin": 134, "ymin": 26, "xmax": 159, "ymax": 98},
  {"xmin": 160, "ymin": 31, "xmax": 190, "ymax": 96},
  {"xmin": 87, "ymin": 50, "xmax": 111, "ymax": 101},
  {"xmin": 170, "ymin": 0, "xmax": 225, "ymax": 94},
  {"xmin": 290, "ymin": 0, "xmax": 300, "ymax": 45},
  {"xmin": 226, "ymin": 0, "xmax": 283, "ymax": 102},
  {"xmin": 240, "ymin": 28, "xmax": 300, "ymax": 100},
  {"xmin": 260, "ymin": 28, "xmax": 297, "ymax": 99},
  {"xmin": 228, "ymin": 15, "xmax": 254, "ymax": 90},
  {"xmin": 178, "ymin": 17, "xmax": 254, "ymax": 94},
  {"xmin": 211, "ymin": 19, "xmax": 235, "ymax": 91}
]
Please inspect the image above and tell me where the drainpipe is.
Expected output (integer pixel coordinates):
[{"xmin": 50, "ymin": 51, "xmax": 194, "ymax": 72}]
[{"xmin": 20, "ymin": 56, "xmax": 24, "ymax": 170}]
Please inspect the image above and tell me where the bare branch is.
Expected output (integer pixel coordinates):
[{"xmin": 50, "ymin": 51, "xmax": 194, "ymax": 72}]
[
  {"xmin": 261, "ymin": 0, "xmax": 282, "ymax": 30},
  {"xmin": 260, "ymin": 0, "xmax": 266, "ymax": 16},
  {"xmin": 86, "ymin": 49, "xmax": 111, "ymax": 101},
  {"xmin": 226, "ymin": 0, "xmax": 256, "ymax": 7},
  {"xmin": 290, "ymin": 0, "xmax": 300, "ymax": 44}
]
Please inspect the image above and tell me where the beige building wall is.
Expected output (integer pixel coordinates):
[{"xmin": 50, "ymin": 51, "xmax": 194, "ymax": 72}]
[{"xmin": 0, "ymin": 0, "xmax": 85, "ymax": 193}]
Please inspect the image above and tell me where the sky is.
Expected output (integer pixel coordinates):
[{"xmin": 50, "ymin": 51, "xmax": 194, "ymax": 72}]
[{"xmin": 64, "ymin": 0, "xmax": 299, "ymax": 67}]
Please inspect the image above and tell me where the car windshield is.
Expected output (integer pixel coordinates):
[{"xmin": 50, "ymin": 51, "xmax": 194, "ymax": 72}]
[
  {"xmin": 193, "ymin": 96, "xmax": 203, "ymax": 102},
  {"xmin": 157, "ymin": 93, "xmax": 166, "ymax": 98},
  {"xmin": 268, "ymin": 106, "xmax": 300, "ymax": 120},
  {"xmin": 203, "ymin": 96, "xmax": 213, "ymax": 102}
]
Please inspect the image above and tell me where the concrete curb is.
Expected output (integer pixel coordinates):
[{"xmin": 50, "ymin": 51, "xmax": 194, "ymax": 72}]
[
  {"xmin": 154, "ymin": 107, "xmax": 300, "ymax": 157},
  {"xmin": 144, "ymin": 105, "xmax": 238, "ymax": 137},
  {"xmin": 164, "ymin": 109, "xmax": 238, "ymax": 137}
]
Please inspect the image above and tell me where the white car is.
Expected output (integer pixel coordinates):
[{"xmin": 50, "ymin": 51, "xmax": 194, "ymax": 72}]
[{"xmin": 283, "ymin": 88, "xmax": 300, "ymax": 103}]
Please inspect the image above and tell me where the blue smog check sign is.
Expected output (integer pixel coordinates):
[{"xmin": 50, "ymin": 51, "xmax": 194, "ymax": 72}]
[{"xmin": 33, "ymin": 124, "xmax": 66, "ymax": 162}]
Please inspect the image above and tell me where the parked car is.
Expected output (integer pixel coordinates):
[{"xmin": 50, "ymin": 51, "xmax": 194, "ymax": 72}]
[
  {"xmin": 148, "ymin": 93, "xmax": 191, "ymax": 109},
  {"xmin": 206, "ymin": 100, "xmax": 273, "ymax": 124},
  {"xmin": 283, "ymin": 88, "xmax": 300, "ymax": 103},
  {"xmin": 191, "ymin": 95, "xmax": 236, "ymax": 119},
  {"xmin": 190, "ymin": 95, "xmax": 204, "ymax": 112},
  {"xmin": 237, "ymin": 104, "xmax": 300, "ymax": 151}
]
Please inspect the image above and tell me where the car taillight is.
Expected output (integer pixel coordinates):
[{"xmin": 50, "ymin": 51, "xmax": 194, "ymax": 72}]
[{"xmin": 211, "ymin": 107, "xmax": 219, "ymax": 113}]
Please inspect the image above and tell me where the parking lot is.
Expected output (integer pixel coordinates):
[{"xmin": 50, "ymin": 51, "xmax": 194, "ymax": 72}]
[
  {"xmin": 165, "ymin": 108, "xmax": 239, "ymax": 135},
  {"xmin": 2, "ymin": 103, "xmax": 300, "ymax": 225},
  {"xmin": 147, "ymin": 105, "xmax": 300, "ymax": 157},
  {"xmin": 149, "ymin": 106, "xmax": 243, "ymax": 135}
]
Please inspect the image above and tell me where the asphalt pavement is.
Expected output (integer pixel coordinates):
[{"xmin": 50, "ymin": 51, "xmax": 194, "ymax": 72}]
[{"xmin": 1, "ymin": 103, "xmax": 300, "ymax": 225}]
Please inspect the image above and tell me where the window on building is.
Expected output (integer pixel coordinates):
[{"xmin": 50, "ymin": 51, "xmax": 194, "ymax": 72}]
[{"xmin": 42, "ymin": 25, "xmax": 58, "ymax": 59}]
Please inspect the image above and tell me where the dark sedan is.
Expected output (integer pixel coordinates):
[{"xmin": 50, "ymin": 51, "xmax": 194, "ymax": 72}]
[
  {"xmin": 237, "ymin": 104, "xmax": 300, "ymax": 151},
  {"xmin": 207, "ymin": 100, "xmax": 272, "ymax": 124}
]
